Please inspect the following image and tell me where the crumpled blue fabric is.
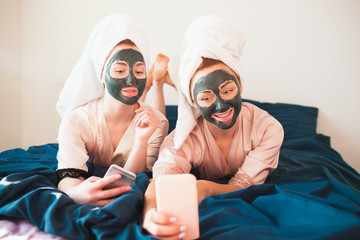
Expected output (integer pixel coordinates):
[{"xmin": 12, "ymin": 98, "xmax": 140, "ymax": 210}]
[{"xmin": 1, "ymin": 133, "xmax": 360, "ymax": 239}]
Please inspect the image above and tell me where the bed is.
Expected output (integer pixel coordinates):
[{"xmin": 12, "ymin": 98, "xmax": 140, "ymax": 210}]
[{"xmin": 1, "ymin": 99, "xmax": 359, "ymax": 239}]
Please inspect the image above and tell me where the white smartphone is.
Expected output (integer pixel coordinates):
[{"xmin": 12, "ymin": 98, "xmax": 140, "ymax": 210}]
[
  {"xmin": 155, "ymin": 174, "xmax": 199, "ymax": 240},
  {"xmin": 103, "ymin": 164, "xmax": 136, "ymax": 189}
]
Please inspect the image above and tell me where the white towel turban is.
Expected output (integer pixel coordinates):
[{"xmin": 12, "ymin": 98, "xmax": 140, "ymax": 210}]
[
  {"xmin": 56, "ymin": 14, "xmax": 149, "ymax": 118},
  {"xmin": 173, "ymin": 15, "xmax": 246, "ymax": 149}
]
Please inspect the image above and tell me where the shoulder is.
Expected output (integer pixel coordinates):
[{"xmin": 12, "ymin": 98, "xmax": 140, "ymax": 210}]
[
  {"xmin": 172, "ymin": 118, "xmax": 206, "ymax": 150},
  {"xmin": 241, "ymin": 102, "xmax": 284, "ymax": 135},
  {"xmin": 61, "ymin": 98, "xmax": 102, "ymax": 131},
  {"xmin": 159, "ymin": 124, "xmax": 204, "ymax": 161}
]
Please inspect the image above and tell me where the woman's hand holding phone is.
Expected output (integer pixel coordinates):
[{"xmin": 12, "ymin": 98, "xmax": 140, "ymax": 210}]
[
  {"xmin": 143, "ymin": 174, "xmax": 199, "ymax": 240},
  {"xmin": 65, "ymin": 174, "xmax": 132, "ymax": 206},
  {"xmin": 103, "ymin": 164, "xmax": 136, "ymax": 189}
]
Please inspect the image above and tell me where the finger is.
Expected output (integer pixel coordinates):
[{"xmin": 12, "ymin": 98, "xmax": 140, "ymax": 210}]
[
  {"xmin": 98, "ymin": 185, "xmax": 132, "ymax": 199},
  {"xmin": 151, "ymin": 210, "xmax": 177, "ymax": 225},
  {"xmin": 145, "ymin": 116, "xmax": 160, "ymax": 128},
  {"xmin": 91, "ymin": 197, "xmax": 118, "ymax": 206},
  {"xmin": 136, "ymin": 115, "xmax": 151, "ymax": 127},
  {"xmin": 135, "ymin": 106, "xmax": 152, "ymax": 114},
  {"xmin": 161, "ymin": 234, "xmax": 186, "ymax": 240},
  {"xmin": 144, "ymin": 218, "xmax": 185, "ymax": 238},
  {"xmin": 135, "ymin": 108, "xmax": 155, "ymax": 120},
  {"xmin": 135, "ymin": 112, "xmax": 152, "ymax": 125},
  {"xmin": 93, "ymin": 174, "xmax": 121, "ymax": 189},
  {"xmin": 135, "ymin": 109, "xmax": 154, "ymax": 123},
  {"xmin": 134, "ymin": 111, "xmax": 148, "ymax": 124},
  {"xmin": 87, "ymin": 176, "xmax": 102, "ymax": 183}
]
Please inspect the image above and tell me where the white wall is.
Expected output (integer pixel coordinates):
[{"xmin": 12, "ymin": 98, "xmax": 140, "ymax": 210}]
[
  {"xmin": 0, "ymin": 0, "xmax": 22, "ymax": 151},
  {"xmin": 0, "ymin": 0, "xmax": 359, "ymax": 173}
]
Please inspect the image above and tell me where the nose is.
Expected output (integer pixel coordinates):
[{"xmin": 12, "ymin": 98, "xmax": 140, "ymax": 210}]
[
  {"xmin": 214, "ymin": 98, "xmax": 228, "ymax": 112},
  {"xmin": 126, "ymin": 75, "xmax": 136, "ymax": 85}
]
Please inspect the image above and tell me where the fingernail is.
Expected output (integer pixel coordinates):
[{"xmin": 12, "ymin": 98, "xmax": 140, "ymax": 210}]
[
  {"xmin": 180, "ymin": 225, "xmax": 186, "ymax": 232},
  {"xmin": 178, "ymin": 232, "xmax": 185, "ymax": 239},
  {"xmin": 169, "ymin": 217, "xmax": 176, "ymax": 223}
]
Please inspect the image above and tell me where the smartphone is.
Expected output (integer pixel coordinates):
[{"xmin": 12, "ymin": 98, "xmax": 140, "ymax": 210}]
[
  {"xmin": 155, "ymin": 174, "xmax": 199, "ymax": 240},
  {"xmin": 103, "ymin": 164, "xmax": 136, "ymax": 189}
]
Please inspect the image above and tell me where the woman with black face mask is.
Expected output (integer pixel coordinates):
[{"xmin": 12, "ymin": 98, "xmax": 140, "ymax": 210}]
[
  {"xmin": 143, "ymin": 15, "xmax": 284, "ymax": 239},
  {"xmin": 55, "ymin": 14, "xmax": 169, "ymax": 206}
]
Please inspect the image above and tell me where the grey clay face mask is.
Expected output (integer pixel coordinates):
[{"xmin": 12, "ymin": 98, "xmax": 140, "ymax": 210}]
[
  {"xmin": 104, "ymin": 48, "xmax": 146, "ymax": 105},
  {"xmin": 193, "ymin": 69, "xmax": 242, "ymax": 129}
]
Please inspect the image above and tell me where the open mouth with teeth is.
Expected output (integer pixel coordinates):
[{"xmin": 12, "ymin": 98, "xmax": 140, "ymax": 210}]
[
  {"xmin": 121, "ymin": 87, "xmax": 138, "ymax": 97},
  {"xmin": 211, "ymin": 108, "xmax": 234, "ymax": 123}
]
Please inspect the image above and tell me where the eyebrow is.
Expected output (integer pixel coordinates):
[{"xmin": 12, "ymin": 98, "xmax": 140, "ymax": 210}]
[
  {"xmin": 198, "ymin": 89, "xmax": 214, "ymax": 94},
  {"xmin": 113, "ymin": 61, "xmax": 128, "ymax": 66},
  {"xmin": 219, "ymin": 80, "xmax": 235, "ymax": 90},
  {"xmin": 134, "ymin": 62, "xmax": 145, "ymax": 67}
]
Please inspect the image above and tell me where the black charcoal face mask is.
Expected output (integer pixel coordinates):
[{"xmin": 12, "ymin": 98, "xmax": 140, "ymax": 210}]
[
  {"xmin": 104, "ymin": 48, "xmax": 146, "ymax": 105},
  {"xmin": 193, "ymin": 69, "xmax": 242, "ymax": 129}
]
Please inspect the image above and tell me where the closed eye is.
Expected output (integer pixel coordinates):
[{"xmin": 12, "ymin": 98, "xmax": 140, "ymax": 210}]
[{"xmin": 223, "ymin": 89, "xmax": 233, "ymax": 94}]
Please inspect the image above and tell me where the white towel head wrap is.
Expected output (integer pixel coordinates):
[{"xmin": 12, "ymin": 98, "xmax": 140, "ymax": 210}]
[
  {"xmin": 174, "ymin": 15, "xmax": 246, "ymax": 149},
  {"xmin": 56, "ymin": 14, "xmax": 149, "ymax": 118}
]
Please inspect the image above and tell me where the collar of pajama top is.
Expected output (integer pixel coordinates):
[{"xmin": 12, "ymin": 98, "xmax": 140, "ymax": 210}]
[
  {"xmin": 154, "ymin": 102, "xmax": 284, "ymax": 182},
  {"xmin": 57, "ymin": 98, "xmax": 168, "ymax": 171}
]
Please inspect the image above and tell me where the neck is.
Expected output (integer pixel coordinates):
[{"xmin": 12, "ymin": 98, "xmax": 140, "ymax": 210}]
[
  {"xmin": 103, "ymin": 91, "xmax": 138, "ymax": 121},
  {"xmin": 206, "ymin": 118, "xmax": 238, "ymax": 141}
]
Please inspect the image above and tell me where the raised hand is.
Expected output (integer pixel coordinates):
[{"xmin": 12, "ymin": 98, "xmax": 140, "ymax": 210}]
[{"xmin": 134, "ymin": 106, "xmax": 160, "ymax": 141}]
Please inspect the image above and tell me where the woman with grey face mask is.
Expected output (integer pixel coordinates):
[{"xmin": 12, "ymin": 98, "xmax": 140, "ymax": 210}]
[
  {"xmin": 55, "ymin": 14, "xmax": 169, "ymax": 206},
  {"xmin": 143, "ymin": 15, "xmax": 284, "ymax": 239}
]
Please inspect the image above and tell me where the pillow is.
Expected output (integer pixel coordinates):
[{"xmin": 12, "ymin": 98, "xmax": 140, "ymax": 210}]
[
  {"xmin": 243, "ymin": 99, "xmax": 318, "ymax": 140},
  {"xmin": 166, "ymin": 99, "xmax": 319, "ymax": 140}
]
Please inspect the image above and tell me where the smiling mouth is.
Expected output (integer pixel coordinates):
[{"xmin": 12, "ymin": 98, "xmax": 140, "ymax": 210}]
[
  {"xmin": 211, "ymin": 108, "xmax": 234, "ymax": 122},
  {"xmin": 121, "ymin": 87, "xmax": 138, "ymax": 97}
]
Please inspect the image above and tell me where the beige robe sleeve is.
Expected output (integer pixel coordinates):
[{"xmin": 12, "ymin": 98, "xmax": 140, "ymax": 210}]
[
  {"xmin": 229, "ymin": 115, "xmax": 284, "ymax": 186},
  {"xmin": 56, "ymin": 110, "xmax": 94, "ymax": 172},
  {"xmin": 153, "ymin": 129, "xmax": 202, "ymax": 178}
]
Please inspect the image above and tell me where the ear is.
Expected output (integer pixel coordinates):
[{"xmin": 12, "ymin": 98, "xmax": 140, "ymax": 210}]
[
  {"xmin": 192, "ymin": 100, "xmax": 198, "ymax": 109},
  {"xmin": 189, "ymin": 89, "xmax": 198, "ymax": 109}
]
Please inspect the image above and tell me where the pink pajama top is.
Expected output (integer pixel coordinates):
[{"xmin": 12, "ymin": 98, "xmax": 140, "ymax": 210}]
[
  {"xmin": 57, "ymin": 98, "xmax": 169, "ymax": 172},
  {"xmin": 153, "ymin": 102, "xmax": 284, "ymax": 188}
]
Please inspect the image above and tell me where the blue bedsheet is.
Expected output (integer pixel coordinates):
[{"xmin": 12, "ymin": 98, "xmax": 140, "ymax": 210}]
[{"xmin": 1, "ymin": 102, "xmax": 360, "ymax": 239}]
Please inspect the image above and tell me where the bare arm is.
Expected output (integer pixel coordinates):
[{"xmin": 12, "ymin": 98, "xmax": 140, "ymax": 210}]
[
  {"xmin": 123, "ymin": 140, "xmax": 148, "ymax": 174},
  {"xmin": 124, "ymin": 106, "xmax": 160, "ymax": 174},
  {"xmin": 196, "ymin": 180, "xmax": 242, "ymax": 202},
  {"xmin": 143, "ymin": 180, "xmax": 157, "ymax": 219},
  {"xmin": 143, "ymin": 179, "xmax": 243, "ymax": 221}
]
